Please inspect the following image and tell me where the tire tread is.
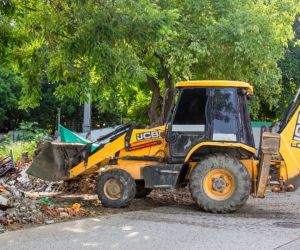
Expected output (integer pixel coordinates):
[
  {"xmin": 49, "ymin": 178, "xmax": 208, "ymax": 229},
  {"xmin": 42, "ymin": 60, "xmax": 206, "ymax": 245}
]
[
  {"xmin": 97, "ymin": 169, "xmax": 136, "ymax": 208},
  {"xmin": 189, "ymin": 153, "xmax": 250, "ymax": 213}
]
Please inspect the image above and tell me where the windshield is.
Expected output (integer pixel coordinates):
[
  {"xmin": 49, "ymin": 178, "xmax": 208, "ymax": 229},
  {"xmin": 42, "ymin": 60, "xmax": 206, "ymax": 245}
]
[{"xmin": 211, "ymin": 88, "xmax": 238, "ymax": 141}]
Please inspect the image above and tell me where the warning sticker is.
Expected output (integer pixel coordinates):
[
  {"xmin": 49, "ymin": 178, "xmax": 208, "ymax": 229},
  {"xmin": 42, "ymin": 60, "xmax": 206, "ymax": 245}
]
[{"xmin": 293, "ymin": 112, "xmax": 300, "ymax": 142}]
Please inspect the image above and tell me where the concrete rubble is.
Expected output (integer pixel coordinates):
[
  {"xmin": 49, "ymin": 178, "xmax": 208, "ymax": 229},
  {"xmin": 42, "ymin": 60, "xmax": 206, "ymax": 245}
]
[
  {"xmin": 0, "ymin": 160, "xmax": 82, "ymax": 232},
  {"xmin": 0, "ymin": 156, "xmax": 196, "ymax": 234},
  {"xmin": 0, "ymin": 158, "xmax": 192, "ymax": 228},
  {"xmin": 0, "ymin": 171, "xmax": 47, "ymax": 227}
]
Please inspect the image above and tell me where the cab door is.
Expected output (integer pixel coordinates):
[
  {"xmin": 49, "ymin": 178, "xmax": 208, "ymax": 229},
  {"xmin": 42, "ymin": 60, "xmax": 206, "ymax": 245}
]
[{"xmin": 168, "ymin": 88, "xmax": 209, "ymax": 159}]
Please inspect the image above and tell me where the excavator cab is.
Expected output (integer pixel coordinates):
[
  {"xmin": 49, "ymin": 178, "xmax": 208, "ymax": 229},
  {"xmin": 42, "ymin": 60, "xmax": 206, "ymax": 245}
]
[{"xmin": 167, "ymin": 82, "xmax": 255, "ymax": 162}]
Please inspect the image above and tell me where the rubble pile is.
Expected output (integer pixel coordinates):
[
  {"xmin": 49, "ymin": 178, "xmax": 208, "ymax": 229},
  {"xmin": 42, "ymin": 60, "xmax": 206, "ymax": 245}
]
[
  {"xmin": 0, "ymin": 185, "xmax": 45, "ymax": 225},
  {"xmin": 0, "ymin": 150, "xmax": 196, "ymax": 233},
  {"xmin": 40, "ymin": 202, "xmax": 82, "ymax": 220},
  {"xmin": 5, "ymin": 198, "xmax": 44, "ymax": 225},
  {"xmin": 0, "ymin": 157, "xmax": 93, "ymax": 231},
  {"xmin": 60, "ymin": 174, "xmax": 97, "ymax": 194},
  {"xmin": 0, "ymin": 160, "xmax": 63, "ymax": 229},
  {"xmin": 2, "ymin": 162, "xmax": 62, "ymax": 193}
]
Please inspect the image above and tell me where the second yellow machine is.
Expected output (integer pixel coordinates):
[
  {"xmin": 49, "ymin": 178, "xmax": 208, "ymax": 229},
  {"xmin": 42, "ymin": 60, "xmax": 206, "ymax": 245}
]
[{"xmin": 28, "ymin": 80, "xmax": 300, "ymax": 213}]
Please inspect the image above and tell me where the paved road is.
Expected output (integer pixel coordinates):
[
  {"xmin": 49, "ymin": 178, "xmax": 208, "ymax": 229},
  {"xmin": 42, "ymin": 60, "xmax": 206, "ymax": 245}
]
[{"xmin": 1, "ymin": 190, "xmax": 300, "ymax": 250}]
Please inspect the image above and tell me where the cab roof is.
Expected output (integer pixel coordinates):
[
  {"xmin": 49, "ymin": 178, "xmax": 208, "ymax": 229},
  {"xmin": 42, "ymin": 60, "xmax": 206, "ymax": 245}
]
[{"xmin": 176, "ymin": 80, "xmax": 254, "ymax": 95}]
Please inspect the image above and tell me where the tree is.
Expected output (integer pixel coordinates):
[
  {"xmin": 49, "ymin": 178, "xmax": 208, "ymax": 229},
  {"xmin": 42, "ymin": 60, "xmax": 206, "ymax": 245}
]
[
  {"xmin": 1, "ymin": 0, "xmax": 300, "ymax": 127},
  {"xmin": 0, "ymin": 67, "xmax": 82, "ymax": 133},
  {"xmin": 278, "ymin": 15, "xmax": 300, "ymax": 119},
  {"xmin": 162, "ymin": 0, "xmax": 300, "ymax": 121},
  {"xmin": 4, "ymin": 0, "xmax": 179, "ymax": 125},
  {"xmin": 0, "ymin": 68, "xmax": 22, "ymax": 132}
]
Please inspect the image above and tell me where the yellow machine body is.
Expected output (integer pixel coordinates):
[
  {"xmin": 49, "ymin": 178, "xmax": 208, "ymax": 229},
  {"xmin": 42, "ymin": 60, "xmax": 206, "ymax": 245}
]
[
  {"xmin": 27, "ymin": 80, "xmax": 300, "ymax": 212},
  {"xmin": 69, "ymin": 126, "xmax": 167, "ymax": 179},
  {"xmin": 64, "ymin": 80, "xmax": 257, "ymax": 181},
  {"xmin": 279, "ymin": 110, "xmax": 300, "ymax": 184}
]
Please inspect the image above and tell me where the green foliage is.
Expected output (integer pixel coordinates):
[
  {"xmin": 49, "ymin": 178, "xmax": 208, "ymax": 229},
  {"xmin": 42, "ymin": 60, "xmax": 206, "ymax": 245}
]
[
  {"xmin": 0, "ymin": 66, "xmax": 87, "ymax": 132},
  {"xmin": 166, "ymin": 0, "xmax": 299, "ymax": 120},
  {"xmin": 126, "ymin": 87, "xmax": 152, "ymax": 125},
  {"xmin": 278, "ymin": 15, "xmax": 300, "ymax": 118},
  {"xmin": 1, "ymin": 0, "xmax": 300, "ymax": 124},
  {"xmin": 0, "ymin": 68, "xmax": 22, "ymax": 130},
  {"xmin": 0, "ymin": 140, "xmax": 37, "ymax": 161},
  {"xmin": 0, "ymin": 133, "xmax": 37, "ymax": 161},
  {"xmin": 0, "ymin": 122, "xmax": 50, "ymax": 160},
  {"xmin": 15, "ymin": 121, "xmax": 51, "ymax": 141}
]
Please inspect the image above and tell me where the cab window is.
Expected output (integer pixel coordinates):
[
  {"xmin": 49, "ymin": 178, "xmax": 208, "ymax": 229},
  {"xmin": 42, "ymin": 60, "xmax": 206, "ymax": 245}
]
[{"xmin": 172, "ymin": 88, "xmax": 207, "ymax": 132}]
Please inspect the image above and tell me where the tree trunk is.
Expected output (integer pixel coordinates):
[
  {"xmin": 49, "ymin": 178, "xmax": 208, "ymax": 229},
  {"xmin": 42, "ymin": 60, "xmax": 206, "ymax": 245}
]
[
  {"xmin": 148, "ymin": 53, "xmax": 175, "ymax": 126},
  {"xmin": 162, "ymin": 73, "xmax": 175, "ymax": 123},
  {"xmin": 147, "ymin": 75, "xmax": 162, "ymax": 127},
  {"xmin": 156, "ymin": 53, "xmax": 174, "ymax": 123}
]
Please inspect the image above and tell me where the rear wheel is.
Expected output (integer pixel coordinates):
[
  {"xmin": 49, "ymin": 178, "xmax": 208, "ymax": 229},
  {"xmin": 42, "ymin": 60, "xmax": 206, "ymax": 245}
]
[
  {"xmin": 189, "ymin": 154, "xmax": 250, "ymax": 213},
  {"xmin": 97, "ymin": 169, "xmax": 136, "ymax": 207}
]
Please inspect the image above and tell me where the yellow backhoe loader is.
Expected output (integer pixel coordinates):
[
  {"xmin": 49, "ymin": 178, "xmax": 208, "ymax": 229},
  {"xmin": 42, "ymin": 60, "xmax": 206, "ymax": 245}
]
[{"xmin": 27, "ymin": 81, "xmax": 300, "ymax": 213}]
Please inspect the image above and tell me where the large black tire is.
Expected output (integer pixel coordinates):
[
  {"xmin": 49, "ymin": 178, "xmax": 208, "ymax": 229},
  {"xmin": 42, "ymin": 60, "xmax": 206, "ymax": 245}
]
[
  {"xmin": 135, "ymin": 181, "xmax": 152, "ymax": 198},
  {"xmin": 97, "ymin": 169, "xmax": 136, "ymax": 208},
  {"xmin": 189, "ymin": 153, "xmax": 250, "ymax": 213}
]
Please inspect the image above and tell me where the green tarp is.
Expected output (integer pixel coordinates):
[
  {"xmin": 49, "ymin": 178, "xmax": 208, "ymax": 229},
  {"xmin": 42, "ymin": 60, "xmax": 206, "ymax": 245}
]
[{"xmin": 59, "ymin": 125, "xmax": 98, "ymax": 152}]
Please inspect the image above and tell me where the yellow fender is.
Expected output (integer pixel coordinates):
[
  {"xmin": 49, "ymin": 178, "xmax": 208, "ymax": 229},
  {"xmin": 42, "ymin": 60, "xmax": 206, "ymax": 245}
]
[{"xmin": 184, "ymin": 142, "xmax": 256, "ymax": 162}]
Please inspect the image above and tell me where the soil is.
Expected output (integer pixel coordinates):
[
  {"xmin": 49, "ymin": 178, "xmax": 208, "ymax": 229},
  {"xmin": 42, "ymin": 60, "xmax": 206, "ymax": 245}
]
[{"xmin": 5, "ymin": 186, "xmax": 300, "ymax": 231}]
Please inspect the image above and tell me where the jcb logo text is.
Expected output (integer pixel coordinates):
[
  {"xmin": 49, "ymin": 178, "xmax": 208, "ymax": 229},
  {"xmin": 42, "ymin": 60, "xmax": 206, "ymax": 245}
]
[{"xmin": 137, "ymin": 131, "xmax": 160, "ymax": 141}]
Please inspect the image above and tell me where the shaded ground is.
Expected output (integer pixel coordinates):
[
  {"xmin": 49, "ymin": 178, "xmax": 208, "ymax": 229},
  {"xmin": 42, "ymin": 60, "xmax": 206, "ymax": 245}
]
[
  {"xmin": 2, "ymin": 157, "xmax": 298, "ymax": 232},
  {"xmin": 6, "ymin": 186, "xmax": 300, "ymax": 232},
  {"xmin": 1, "ymin": 188, "xmax": 300, "ymax": 250}
]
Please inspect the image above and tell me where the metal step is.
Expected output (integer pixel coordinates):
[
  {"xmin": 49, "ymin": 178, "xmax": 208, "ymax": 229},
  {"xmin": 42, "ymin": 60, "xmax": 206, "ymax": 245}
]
[{"xmin": 142, "ymin": 164, "xmax": 182, "ymax": 189}]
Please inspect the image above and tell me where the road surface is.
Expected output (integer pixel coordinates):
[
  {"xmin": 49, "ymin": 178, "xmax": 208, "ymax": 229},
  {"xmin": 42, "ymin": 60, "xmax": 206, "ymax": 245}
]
[{"xmin": 0, "ymin": 190, "xmax": 300, "ymax": 250}]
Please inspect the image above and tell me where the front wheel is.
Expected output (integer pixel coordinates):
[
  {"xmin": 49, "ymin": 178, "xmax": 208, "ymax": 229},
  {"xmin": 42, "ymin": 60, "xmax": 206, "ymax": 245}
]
[
  {"xmin": 189, "ymin": 154, "xmax": 250, "ymax": 213},
  {"xmin": 97, "ymin": 169, "xmax": 136, "ymax": 208}
]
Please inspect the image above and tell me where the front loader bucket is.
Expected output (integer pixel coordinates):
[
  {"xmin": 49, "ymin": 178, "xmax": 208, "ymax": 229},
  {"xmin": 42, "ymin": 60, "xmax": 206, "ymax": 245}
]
[{"xmin": 26, "ymin": 142, "xmax": 86, "ymax": 181}]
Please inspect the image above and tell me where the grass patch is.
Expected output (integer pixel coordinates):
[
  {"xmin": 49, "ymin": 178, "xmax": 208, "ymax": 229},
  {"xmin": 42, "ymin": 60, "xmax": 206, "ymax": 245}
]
[{"xmin": 0, "ymin": 141, "xmax": 37, "ymax": 161}]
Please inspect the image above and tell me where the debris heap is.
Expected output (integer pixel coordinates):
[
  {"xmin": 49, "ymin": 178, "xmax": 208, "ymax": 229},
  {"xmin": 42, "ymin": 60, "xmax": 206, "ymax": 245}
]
[
  {"xmin": 0, "ymin": 188, "xmax": 44, "ymax": 225},
  {"xmin": 0, "ymin": 160, "xmax": 61, "ymax": 229},
  {"xmin": 0, "ymin": 158, "xmax": 87, "ymax": 231},
  {"xmin": 59, "ymin": 174, "xmax": 97, "ymax": 194}
]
